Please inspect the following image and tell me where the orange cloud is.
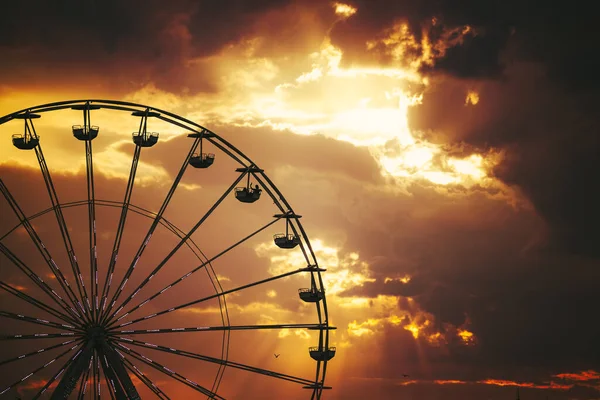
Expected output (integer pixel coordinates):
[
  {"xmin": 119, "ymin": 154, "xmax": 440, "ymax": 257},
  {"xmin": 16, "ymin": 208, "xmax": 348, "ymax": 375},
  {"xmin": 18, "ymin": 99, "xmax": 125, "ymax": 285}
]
[
  {"xmin": 554, "ymin": 370, "xmax": 600, "ymax": 381},
  {"xmin": 333, "ymin": 2, "xmax": 357, "ymax": 18},
  {"xmin": 478, "ymin": 379, "xmax": 573, "ymax": 390}
]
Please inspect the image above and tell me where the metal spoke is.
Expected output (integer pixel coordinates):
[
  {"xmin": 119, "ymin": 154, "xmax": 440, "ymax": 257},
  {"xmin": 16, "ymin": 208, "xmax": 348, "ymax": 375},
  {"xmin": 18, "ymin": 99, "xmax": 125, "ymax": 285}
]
[
  {"xmin": 32, "ymin": 343, "xmax": 83, "ymax": 400},
  {"xmin": 0, "ymin": 332, "xmax": 79, "ymax": 340},
  {"xmin": 106, "ymin": 169, "xmax": 247, "ymax": 324},
  {"xmin": 111, "ymin": 217, "xmax": 279, "ymax": 324},
  {"xmin": 9, "ymin": 117, "xmax": 92, "ymax": 321},
  {"xmin": 101, "ymin": 137, "xmax": 201, "ymax": 324},
  {"xmin": 0, "ymin": 310, "xmax": 80, "ymax": 333},
  {"xmin": 80, "ymin": 105, "xmax": 100, "ymax": 322},
  {"xmin": 111, "ymin": 267, "xmax": 317, "ymax": 329},
  {"xmin": 98, "ymin": 141, "xmax": 142, "ymax": 320},
  {"xmin": 30, "ymin": 123, "xmax": 93, "ymax": 323},
  {"xmin": 0, "ymin": 181, "xmax": 83, "ymax": 320},
  {"xmin": 0, "ymin": 281, "xmax": 81, "ymax": 326},
  {"xmin": 0, "ymin": 339, "xmax": 78, "ymax": 367},
  {"xmin": 115, "ymin": 337, "xmax": 314, "ymax": 386},
  {"xmin": 0, "ymin": 241, "xmax": 81, "ymax": 322},
  {"xmin": 0, "ymin": 341, "xmax": 81, "ymax": 396},
  {"xmin": 122, "ymin": 356, "xmax": 170, "ymax": 399},
  {"xmin": 113, "ymin": 342, "xmax": 224, "ymax": 399},
  {"xmin": 112, "ymin": 323, "xmax": 329, "ymax": 335}
]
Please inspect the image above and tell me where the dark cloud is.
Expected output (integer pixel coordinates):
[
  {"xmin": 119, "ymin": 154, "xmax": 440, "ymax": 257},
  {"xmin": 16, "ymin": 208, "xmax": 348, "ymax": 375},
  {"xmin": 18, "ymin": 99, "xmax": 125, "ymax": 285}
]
[
  {"xmin": 409, "ymin": 62, "xmax": 600, "ymax": 258},
  {"xmin": 327, "ymin": 169, "xmax": 600, "ymax": 380},
  {"xmin": 0, "ymin": 0, "xmax": 298, "ymax": 93},
  {"xmin": 330, "ymin": 1, "xmax": 600, "ymax": 90}
]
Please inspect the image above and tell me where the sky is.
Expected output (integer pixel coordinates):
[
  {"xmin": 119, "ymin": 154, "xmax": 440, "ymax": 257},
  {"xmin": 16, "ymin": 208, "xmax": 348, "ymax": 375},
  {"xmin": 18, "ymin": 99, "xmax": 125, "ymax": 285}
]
[{"xmin": 0, "ymin": 1, "xmax": 599, "ymax": 399}]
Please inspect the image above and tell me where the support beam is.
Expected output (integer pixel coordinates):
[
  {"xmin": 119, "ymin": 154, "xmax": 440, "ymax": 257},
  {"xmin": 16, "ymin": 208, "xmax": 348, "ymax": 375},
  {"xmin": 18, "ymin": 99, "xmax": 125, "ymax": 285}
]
[{"xmin": 50, "ymin": 343, "xmax": 94, "ymax": 399}]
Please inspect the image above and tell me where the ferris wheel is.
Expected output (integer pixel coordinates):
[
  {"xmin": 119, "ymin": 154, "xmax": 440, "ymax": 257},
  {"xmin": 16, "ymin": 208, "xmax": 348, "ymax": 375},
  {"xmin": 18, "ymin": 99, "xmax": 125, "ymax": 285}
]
[{"xmin": 0, "ymin": 100, "xmax": 335, "ymax": 399}]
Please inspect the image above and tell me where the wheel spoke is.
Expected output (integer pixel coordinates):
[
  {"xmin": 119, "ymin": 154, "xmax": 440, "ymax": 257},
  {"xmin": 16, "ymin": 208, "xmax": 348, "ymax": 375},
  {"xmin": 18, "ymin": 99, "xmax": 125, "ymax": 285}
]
[
  {"xmin": 0, "ymin": 332, "xmax": 79, "ymax": 340},
  {"xmin": 101, "ymin": 137, "xmax": 201, "ymax": 324},
  {"xmin": 0, "ymin": 181, "xmax": 84, "ymax": 320},
  {"xmin": 122, "ymin": 356, "xmax": 170, "ymax": 399},
  {"xmin": 110, "ymin": 267, "xmax": 317, "ymax": 329},
  {"xmin": 111, "ymin": 217, "xmax": 280, "ymax": 324},
  {"xmin": 112, "ymin": 323, "xmax": 329, "ymax": 335},
  {"xmin": 80, "ymin": 106, "xmax": 101, "ymax": 322},
  {"xmin": 0, "ymin": 281, "xmax": 81, "ymax": 326},
  {"xmin": 31, "ymin": 342, "xmax": 84, "ymax": 400},
  {"xmin": 30, "ymin": 128, "xmax": 93, "ymax": 323},
  {"xmin": 114, "ymin": 337, "xmax": 315, "ymax": 386},
  {"xmin": 0, "ymin": 241, "xmax": 81, "ymax": 323},
  {"xmin": 98, "ymin": 142, "xmax": 142, "ymax": 320},
  {"xmin": 113, "ymin": 342, "xmax": 224, "ymax": 399},
  {"xmin": 102, "ymin": 143, "xmax": 238, "ymax": 321},
  {"xmin": 0, "ymin": 340, "xmax": 82, "ymax": 396},
  {"xmin": 0, "ymin": 339, "xmax": 78, "ymax": 367},
  {"xmin": 0, "ymin": 310, "xmax": 80, "ymax": 333}
]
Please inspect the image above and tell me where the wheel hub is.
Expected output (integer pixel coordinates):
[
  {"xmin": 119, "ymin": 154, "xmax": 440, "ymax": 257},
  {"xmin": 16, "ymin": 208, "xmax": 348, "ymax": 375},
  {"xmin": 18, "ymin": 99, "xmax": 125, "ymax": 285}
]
[{"xmin": 85, "ymin": 324, "xmax": 107, "ymax": 346}]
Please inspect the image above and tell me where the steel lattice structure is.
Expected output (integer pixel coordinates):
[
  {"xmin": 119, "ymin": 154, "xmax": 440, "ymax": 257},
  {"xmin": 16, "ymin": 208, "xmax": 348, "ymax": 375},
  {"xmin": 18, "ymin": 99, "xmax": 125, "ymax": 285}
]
[{"xmin": 0, "ymin": 100, "xmax": 335, "ymax": 399}]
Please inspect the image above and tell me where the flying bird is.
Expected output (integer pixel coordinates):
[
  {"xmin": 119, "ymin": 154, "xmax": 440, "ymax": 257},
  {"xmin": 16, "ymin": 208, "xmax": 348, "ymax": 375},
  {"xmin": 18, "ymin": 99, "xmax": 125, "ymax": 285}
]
[
  {"xmin": 274, "ymin": 353, "xmax": 280, "ymax": 359},
  {"xmin": 402, "ymin": 374, "xmax": 410, "ymax": 378}
]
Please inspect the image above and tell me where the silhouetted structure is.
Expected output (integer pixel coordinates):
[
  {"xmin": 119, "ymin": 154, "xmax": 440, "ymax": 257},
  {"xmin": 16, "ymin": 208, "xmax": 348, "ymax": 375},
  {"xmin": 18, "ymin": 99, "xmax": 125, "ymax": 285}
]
[{"xmin": 0, "ymin": 99, "xmax": 336, "ymax": 399}]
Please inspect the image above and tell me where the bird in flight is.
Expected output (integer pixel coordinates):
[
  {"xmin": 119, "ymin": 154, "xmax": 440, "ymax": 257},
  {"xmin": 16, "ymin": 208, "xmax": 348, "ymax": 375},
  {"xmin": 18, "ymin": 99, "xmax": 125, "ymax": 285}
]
[
  {"xmin": 402, "ymin": 374, "xmax": 410, "ymax": 378},
  {"xmin": 274, "ymin": 354, "xmax": 280, "ymax": 359}
]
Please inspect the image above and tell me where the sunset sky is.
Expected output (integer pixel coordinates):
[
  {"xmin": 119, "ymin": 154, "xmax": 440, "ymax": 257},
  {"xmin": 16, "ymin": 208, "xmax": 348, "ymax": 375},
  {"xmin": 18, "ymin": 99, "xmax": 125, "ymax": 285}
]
[{"xmin": 1, "ymin": 1, "xmax": 599, "ymax": 399}]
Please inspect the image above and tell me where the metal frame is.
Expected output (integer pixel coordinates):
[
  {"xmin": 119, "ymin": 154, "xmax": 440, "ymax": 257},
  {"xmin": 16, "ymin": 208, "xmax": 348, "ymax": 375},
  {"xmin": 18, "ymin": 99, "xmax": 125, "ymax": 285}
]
[{"xmin": 0, "ymin": 100, "xmax": 334, "ymax": 399}]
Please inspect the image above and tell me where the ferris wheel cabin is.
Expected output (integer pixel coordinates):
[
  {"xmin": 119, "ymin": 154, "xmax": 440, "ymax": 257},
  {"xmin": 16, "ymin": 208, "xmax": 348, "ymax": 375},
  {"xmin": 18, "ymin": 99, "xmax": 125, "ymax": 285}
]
[
  {"xmin": 12, "ymin": 134, "xmax": 39, "ymax": 150},
  {"xmin": 235, "ymin": 186, "xmax": 262, "ymax": 203},
  {"xmin": 11, "ymin": 112, "xmax": 41, "ymax": 150},
  {"xmin": 274, "ymin": 233, "xmax": 301, "ymax": 249},
  {"xmin": 298, "ymin": 287, "xmax": 325, "ymax": 303},
  {"xmin": 132, "ymin": 131, "xmax": 159, "ymax": 147},
  {"xmin": 189, "ymin": 153, "xmax": 215, "ymax": 168},
  {"xmin": 309, "ymin": 346, "xmax": 336, "ymax": 361},
  {"xmin": 72, "ymin": 125, "xmax": 99, "ymax": 141}
]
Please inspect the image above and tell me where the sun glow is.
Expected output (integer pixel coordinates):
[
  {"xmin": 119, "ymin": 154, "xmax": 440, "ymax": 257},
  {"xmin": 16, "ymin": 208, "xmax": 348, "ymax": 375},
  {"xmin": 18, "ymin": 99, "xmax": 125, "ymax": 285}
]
[
  {"xmin": 253, "ymin": 35, "xmax": 501, "ymax": 189},
  {"xmin": 66, "ymin": 3, "xmax": 506, "ymax": 193},
  {"xmin": 255, "ymin": 238, "xmax": 374, "ymax": 295}
]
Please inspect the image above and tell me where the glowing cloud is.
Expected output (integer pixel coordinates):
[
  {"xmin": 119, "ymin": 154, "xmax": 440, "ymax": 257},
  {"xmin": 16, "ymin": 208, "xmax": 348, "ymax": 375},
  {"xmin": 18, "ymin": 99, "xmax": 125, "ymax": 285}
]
[
  {"xmin": 254, "ymin": 239, "xmax": 374, "ymax": 295},
  {"xmin": 554, "ymin": 370, "xmax": 600, "ymax": 381},
  {"xmin": 457, "ymin": 329, "xmax": 476, "ymax": 345},
  {"xmin": 333, "ymin": 2, "xmax": 357, "ymax": 18},
  {"xmin": 465, "ymin": 90, "xmax": 480, "ymax": 105}
]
